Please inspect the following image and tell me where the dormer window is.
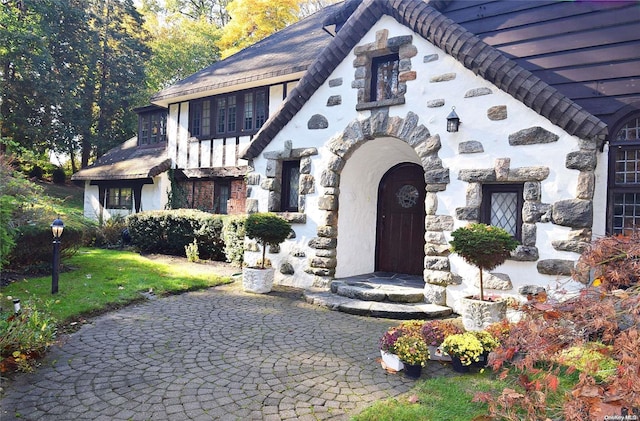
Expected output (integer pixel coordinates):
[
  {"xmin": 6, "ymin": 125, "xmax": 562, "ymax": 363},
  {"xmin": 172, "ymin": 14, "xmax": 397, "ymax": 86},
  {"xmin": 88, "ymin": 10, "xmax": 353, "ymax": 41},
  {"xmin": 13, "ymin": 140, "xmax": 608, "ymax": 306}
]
[{"xmin": 137, "ymin": 107, "xmax": 167, "ymax": 146}]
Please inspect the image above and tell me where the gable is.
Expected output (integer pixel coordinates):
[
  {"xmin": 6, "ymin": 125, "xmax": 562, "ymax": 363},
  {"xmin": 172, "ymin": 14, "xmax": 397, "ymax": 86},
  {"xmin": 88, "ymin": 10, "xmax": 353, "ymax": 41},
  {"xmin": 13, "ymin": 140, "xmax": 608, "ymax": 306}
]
[{"xmin": 242, "ymin": 0, "xmax": 609, "ymax": 159}]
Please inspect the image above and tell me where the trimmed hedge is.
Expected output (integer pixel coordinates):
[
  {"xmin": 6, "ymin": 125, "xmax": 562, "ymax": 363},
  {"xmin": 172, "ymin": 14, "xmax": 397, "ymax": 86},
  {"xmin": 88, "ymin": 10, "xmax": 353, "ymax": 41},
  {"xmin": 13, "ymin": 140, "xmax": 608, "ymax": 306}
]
[
  {"xmin": 127, "ymin": 210, "xmax": 225, "ymax": 260},
  {"xmin": 8, "ymin": 212, "xmax": 95, "ymax": 271},
  {"xmin": 222, "ymin": 215, "xmax": 246, "ymax": 267}
]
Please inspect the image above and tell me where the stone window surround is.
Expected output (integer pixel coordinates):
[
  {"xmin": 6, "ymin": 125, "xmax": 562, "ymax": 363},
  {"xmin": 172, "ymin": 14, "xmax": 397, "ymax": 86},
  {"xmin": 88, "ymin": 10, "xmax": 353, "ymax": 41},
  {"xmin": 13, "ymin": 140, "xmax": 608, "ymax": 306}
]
[
  {"xmin": 246, "ymin": 140, "xmax": 317, "ymax": 224},
  {"xmin": 456, "ymin": 158, "xmax": 548, "ymax": 262},
  {"xmin": 352, "ymin": 29, "xmax": 416, "ymax": 111}
]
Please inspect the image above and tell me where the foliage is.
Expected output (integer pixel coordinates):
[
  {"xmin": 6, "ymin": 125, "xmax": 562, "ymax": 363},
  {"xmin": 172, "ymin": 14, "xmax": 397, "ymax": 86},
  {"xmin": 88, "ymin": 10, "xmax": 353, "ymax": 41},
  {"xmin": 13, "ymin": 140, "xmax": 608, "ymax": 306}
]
[
  {"xmin": 479, "ymin": 283, "xmax": 640, "ymax": 420},
  {"xmin": 441, "ymin": 332, "xmax": 484, "ymax": 366},
  {"xmin": 0, "ymin": 154, "xmax": 91, "ymax": 271},
  {"xmin": 420, "ymin": 320, "xmax": 462, "ymax": 347},
  {"xmin": 0, "ymin": 301, "xmax": 58, "ymax": 373},
  {"xmin": 51, "ymin": 167, "xmax": 66, "ymax": 184},
  {"xmin": 222, "ymin": 215, "xmax": 246, "ymax": 267},
  {"xmin": 185, "ymin": 239, "xmax": 200, "ymax": 263},
  {"xmin": 484, "ymin": 319, "xmax": 514, "ymax": 345},
  {"xmin": 218, "ymin": 0, "xmax": 300, "ymax": 58},
  {"xmin": 93, "ymin": 215, "xmax": 129, "ymax": 248},
  {"xmin": 127, "ymin": 210, "xmax": 225, "ymax": 260},
  {"xmin": 0, "ymin": 0, "xmax": 150, "ymax": 171},
  {"xmin": 379, "ymin": 327, "xmax": 403, "ymax": 354},
  {"xmin": 143, "ymin": 13, "xmax": 221, "ymax": 92},
  {"xmin": 393, "ymin": 334, "xmax": 430, "ymax": 367},
  {"xmin": 471, "ymin": 330, "xmax": 501, "ymax": 353},
  {"xmin": 555, "ymin": 343, "xmax": 618, "ymax": 382},
  {"xmin": 575, "ymin": 232, "xmax": 640, "ymax": 291},
  {"xmin": 245, "ymin": 213, "xmax": 291, "ymax": 269},
  {"xmin": 450, "ymin": 223, "xmax": 519, "ymax": 301}
]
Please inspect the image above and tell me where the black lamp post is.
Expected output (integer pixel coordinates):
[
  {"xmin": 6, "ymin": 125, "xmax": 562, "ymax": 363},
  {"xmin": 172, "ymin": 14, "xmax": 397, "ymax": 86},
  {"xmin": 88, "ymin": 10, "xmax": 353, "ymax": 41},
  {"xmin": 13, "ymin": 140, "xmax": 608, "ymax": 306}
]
[
  {"xmin": 446, "ymin": 107, "xmax": 461, "ymax": 132},
  {"xmin": 51, "ymin": 217, "xmax": 64, "ymax": 294}
]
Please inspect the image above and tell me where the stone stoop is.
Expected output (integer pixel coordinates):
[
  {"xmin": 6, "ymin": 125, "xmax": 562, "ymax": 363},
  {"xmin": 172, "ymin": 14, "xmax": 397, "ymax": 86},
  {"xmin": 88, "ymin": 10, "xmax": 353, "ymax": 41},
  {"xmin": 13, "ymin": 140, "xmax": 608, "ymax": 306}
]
[{"xmin": 303, "ymin": 272, "xmax": 453, "ymax": 319}]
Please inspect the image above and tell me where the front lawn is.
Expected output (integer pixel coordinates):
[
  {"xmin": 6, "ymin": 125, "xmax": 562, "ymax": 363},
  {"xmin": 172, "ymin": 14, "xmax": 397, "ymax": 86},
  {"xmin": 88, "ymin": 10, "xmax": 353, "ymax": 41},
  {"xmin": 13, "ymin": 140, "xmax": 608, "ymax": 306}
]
[{"xmin": 1, "ymin": 248, "xmax": 232, "ymax": 325}]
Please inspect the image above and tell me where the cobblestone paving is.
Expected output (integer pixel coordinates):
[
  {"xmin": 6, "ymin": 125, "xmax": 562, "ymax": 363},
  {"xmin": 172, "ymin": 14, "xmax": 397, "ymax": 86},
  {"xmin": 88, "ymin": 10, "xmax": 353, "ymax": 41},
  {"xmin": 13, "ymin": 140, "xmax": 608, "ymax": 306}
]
[{"xmin": 1, "ymin": 283, "xmax": 455, "ymax": 421}]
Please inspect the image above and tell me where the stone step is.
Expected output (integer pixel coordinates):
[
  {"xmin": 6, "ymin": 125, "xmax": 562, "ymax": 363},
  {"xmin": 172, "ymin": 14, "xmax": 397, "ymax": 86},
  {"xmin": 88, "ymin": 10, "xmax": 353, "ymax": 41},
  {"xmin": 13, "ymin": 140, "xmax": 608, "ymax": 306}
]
[
  {"xmin": 330, "ymin": 272, "xmax": 427, "ymax": 304},
  {"xmin": 304, "ymin": 290, "xmax": 453, "ymax": 320}
]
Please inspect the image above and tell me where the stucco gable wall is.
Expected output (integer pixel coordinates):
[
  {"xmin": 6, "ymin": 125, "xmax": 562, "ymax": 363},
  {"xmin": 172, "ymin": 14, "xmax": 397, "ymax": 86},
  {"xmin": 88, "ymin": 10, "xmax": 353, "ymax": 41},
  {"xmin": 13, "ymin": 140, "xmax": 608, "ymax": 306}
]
[{"xmin": 246, "ymin": 16, "xmax": 607, "ymax": 300}]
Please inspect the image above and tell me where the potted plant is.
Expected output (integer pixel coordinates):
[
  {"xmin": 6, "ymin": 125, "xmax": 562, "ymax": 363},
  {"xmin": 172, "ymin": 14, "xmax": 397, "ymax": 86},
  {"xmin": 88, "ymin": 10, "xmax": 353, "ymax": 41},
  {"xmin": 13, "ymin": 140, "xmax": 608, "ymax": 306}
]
[
  {"xmin": 470, "ymin": 330, "xmax": 500, "ymax": 367},
  {"xmin": 378, "ymin": 327, "xmax": 404, "ymax": 372},
  {"xmin": 441, "ymin": 332, "xmax": 484, "ymax": 373},
  {"xmin": 450, "ymin": 223, "xmax": 519, "ymax": 330},
  {"xmin": 393, "ymin": 334, "xmax": 430, "ymax": 379},
  {"xmin": 242, "ymin": 212, "xmax": 291, "ymax": 293},
  {"xmin": 420, "ymin": 320, "xmax": 462, "ymax": 361}
]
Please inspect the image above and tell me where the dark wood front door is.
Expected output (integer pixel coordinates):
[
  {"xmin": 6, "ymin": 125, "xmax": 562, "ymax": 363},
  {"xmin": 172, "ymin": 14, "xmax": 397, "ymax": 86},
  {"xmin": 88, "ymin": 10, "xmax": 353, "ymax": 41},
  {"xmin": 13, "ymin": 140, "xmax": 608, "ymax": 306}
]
[{"xmin": 376, "ymin": 163, "xmax": 426, "ymax": 275}]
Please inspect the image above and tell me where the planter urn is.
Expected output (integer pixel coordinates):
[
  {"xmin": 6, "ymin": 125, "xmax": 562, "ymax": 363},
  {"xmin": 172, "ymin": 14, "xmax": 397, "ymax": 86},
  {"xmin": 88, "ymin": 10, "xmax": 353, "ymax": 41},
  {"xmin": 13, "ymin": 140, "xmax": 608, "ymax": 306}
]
[
  {"xmin": 242, "ymin": 267, "xmax": 275, "ymax": 294},
  {"xmin": 461, "ymin": 296, "xmax": 507, "ymax": 331}
]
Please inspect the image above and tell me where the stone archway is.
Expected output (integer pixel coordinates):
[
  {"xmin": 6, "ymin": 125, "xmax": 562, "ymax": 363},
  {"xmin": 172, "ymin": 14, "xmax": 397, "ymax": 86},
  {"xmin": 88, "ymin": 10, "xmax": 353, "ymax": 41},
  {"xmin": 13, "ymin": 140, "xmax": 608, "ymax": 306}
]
[{"xmin": 305, "ymin": 108, "xmax": 452, "ymax": 288}]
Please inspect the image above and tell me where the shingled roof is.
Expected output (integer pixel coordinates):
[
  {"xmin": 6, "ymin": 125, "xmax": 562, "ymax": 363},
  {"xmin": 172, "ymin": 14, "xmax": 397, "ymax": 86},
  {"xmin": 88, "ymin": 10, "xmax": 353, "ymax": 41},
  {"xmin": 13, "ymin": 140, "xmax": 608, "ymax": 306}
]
[
  {"xmin": 71, "ymin": 138, "xmax": 171, "ymax": 181},
  {"xmin": 242, "ymin": 0, "xmax": 608, "ymax": 159},
  {"xmin": 150, "ymin": 3, "xmax": 342, "ymax": 106}
]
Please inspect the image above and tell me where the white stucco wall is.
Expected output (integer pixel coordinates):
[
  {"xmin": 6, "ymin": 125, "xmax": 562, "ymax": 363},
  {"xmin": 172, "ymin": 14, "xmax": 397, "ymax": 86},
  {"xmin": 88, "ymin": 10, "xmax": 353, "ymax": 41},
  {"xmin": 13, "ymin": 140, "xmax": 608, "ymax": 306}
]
[
  {"xmin": 246, "ymin": 15, "xmax": 609, "ymax": 301},
  {"xmin": 81, "ymin": 174, "xmax": 169, "ymax": 222}
]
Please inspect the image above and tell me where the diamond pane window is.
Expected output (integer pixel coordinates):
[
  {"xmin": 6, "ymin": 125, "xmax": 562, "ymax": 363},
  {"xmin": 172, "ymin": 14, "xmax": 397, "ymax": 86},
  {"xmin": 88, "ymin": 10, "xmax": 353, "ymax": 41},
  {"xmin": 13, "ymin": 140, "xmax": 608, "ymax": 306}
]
[
  {"xmin": 490, "ymin": 192, "xmax": 518, "ymax": 236},
  {"xmin": 281, "ymin": 160, "xmax": 300, "ymax": 212},
  {"xmin": 481, "ymin": 184, "xmax": 523, "ymax": 241}
]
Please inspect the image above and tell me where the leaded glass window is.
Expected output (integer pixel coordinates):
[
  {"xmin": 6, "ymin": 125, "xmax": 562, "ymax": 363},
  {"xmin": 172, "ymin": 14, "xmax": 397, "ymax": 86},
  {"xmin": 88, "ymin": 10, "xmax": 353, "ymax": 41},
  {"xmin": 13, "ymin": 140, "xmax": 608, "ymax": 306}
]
[
  {"xmin": 281, "ymin": 160, "xmax": 300, "ymax": 212},
  {"xmin": 481, "ymin": 184, "xmax": 523, "ymax": 241},
  {"xmin": 610, "ymin": 116, "xmax": 640, "ymax": 235}
]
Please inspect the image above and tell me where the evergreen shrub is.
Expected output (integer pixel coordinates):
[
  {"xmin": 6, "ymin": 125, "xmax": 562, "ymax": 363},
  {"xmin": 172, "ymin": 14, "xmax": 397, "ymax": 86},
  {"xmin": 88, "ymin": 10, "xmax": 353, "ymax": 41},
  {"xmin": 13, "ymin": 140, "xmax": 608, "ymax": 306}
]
[{"xmin": 127, "ymin": 210, "xmax": 225, "ymax": 260}]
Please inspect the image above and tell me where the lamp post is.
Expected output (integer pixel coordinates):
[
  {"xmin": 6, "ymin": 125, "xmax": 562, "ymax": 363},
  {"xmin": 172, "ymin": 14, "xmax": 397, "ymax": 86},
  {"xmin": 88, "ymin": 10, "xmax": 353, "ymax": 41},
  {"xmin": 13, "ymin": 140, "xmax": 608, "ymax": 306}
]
[{"xmin": 51, "ymin": 217, "xmax": 64, "ymax": 294}]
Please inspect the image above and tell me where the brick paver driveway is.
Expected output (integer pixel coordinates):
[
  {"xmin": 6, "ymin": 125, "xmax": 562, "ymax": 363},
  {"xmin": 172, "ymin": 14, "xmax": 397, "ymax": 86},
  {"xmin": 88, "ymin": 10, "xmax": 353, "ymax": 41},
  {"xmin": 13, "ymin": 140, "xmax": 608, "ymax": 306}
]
[{"xmin": 0, "ymin": 283, "xmax": 424, "ymax": 420}]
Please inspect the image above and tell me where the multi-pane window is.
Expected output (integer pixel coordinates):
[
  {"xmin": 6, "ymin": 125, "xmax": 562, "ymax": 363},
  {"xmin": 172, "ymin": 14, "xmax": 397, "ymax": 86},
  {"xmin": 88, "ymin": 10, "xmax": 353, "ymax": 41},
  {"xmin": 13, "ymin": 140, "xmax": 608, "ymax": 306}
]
[
  {"xmin": 371, "ymin": 54, "xmax": 400, "ymax": 102},
  {"xmin": 190, "ymin": 88, "xmax": 267, "ymax": 138},
  {"xmin": 610, "ymin": 116, "xmax": 640, "ymax": 235},
  {"xmin": 481, "ymin": 184, "xmax": 523, "ymax": 241},
  {"xmin": 106, "ymin": 187, "xmax": 133, "ymax": 209},
  {"xmin": 138, "ymin": 110, "xmax": 167, "ymax": 145},
  {"xmin": 281, "ymin": 160, "xmax": 300, "ymax": 212}
]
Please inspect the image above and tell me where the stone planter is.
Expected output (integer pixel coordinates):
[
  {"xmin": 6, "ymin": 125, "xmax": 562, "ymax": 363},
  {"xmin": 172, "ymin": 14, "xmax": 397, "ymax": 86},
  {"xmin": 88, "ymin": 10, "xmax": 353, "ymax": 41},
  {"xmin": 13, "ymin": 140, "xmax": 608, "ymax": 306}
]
[
  {"xmin": 242, "ymin": 267, "xmax": 275, "ymax": 293},
  {"xmin": 380, "ymin": 350, "xmax": 404, "ymax": 372},
  {"xmin": 460, "ymin": 296, "xmax": 507, "ymax": 331}
]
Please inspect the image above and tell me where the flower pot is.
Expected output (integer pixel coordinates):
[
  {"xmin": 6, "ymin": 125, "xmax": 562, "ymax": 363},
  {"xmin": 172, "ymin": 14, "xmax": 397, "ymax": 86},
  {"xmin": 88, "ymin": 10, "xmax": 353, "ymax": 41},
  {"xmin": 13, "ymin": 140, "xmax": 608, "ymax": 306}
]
[
  {"xmin": 380, "ymin": 350, "xmax": 404, "ymax": 372},
  {"xmin": 450, "ymin": 356, "xmax": 470, "ymax": 373},
  {"xmin": 428, "ymin": 345, "xmax": 452, "ymax": 362},
  {"xmin": 242, "ymin": 267, "xmax": 275, "ymax": 293},
  {"xmin": 461, "ymin": 296, "xmax": 507, "ymax": 331},
  {"xmin": 472, "ymin": 352, "xmax": 489, "ymax": 368},
  {"xmin": 404, "ymin": 363, "xmax": 422, "ymax": 379}
]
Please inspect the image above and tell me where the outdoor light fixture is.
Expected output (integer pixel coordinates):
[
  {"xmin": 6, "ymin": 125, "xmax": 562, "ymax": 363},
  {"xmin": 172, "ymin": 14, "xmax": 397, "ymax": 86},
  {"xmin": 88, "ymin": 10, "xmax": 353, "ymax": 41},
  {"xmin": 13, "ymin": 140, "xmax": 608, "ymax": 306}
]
[
  {"xmin": 13, "ymin": 298, "xmax": 21, "ymax": 314},
  {"xmin": 51, "ymin": 217, "xmax": 64, "ymax": 294},
  {"xmin": 447, "ymin": 107, "xmax": 461, "ymax": 132}
]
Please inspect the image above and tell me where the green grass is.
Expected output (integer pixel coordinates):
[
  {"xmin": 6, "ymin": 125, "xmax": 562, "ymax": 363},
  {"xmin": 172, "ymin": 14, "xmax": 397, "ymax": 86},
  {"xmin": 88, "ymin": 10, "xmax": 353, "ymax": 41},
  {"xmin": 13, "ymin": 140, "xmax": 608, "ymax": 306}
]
[
  {"xmin": 353, "ymin": 370, "xmax": 508, "ymax": 421},
  {"xmin": 0, "ymin": 248, "xmax": 232, "ymax": 325}
]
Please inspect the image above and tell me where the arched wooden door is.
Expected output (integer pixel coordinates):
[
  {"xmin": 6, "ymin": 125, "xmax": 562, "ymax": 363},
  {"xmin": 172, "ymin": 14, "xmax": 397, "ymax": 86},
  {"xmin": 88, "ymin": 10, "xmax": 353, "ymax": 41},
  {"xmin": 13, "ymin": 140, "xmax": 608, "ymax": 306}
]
[{"xmin": 376, "ymin": 163, "xmax": 426, "ymax": 275}]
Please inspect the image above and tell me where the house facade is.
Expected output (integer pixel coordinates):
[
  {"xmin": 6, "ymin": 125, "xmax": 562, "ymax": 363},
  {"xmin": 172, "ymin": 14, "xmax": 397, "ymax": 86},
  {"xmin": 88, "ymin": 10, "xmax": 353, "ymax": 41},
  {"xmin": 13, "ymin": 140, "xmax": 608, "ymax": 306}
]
[
  {"xmin": 239, "ymin": 0, "xmax": 640, "ymax": 312},
  {"xmin": 73, "ymin": 0, "xmax": 640, "ymax": 311}
]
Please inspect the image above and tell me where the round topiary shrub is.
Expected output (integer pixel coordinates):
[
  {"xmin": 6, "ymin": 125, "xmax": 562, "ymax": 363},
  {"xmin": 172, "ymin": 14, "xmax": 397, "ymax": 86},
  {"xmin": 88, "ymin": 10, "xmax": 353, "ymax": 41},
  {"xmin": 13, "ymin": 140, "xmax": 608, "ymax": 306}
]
[
  {"xmin": 245, "ymin": 213, "xmax": 291, "ymax": 269},
  {"xmin": 450, "ymin": 223, "xmax": 519, "ymax": 301}
]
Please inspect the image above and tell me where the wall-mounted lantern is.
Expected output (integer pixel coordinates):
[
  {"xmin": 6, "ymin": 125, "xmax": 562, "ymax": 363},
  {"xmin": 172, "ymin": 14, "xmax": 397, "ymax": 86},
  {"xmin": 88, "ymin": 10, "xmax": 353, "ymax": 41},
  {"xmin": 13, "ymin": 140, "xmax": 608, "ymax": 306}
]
[{"xmin": 447, "ymin": 107, "xmax": 461, "ymax": 132}]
